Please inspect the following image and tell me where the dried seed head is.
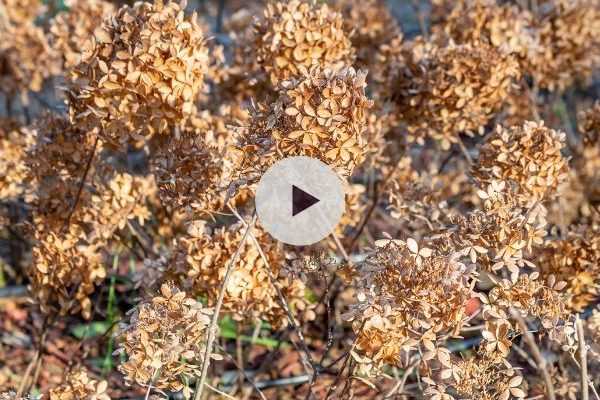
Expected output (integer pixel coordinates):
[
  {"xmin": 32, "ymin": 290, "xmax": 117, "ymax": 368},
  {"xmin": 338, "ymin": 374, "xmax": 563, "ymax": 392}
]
[
  {"xmin": 237, "ymin": 66, "xmax": 372, "ymax": 178},
  {"xmin": 347, "ymin": 239, "xmax": 475, "ymax": 373},
  {"xmin": 394, "ymin": 40, "xmax": 520, "ymax": 149},
  {"xmin": 117, "ymin": 282, "xmax": 213, "ymax": 392},
  {"xmin": 67, "ymin": 0, "xmax": 209, "ymax": 147},
  {"xmin": 174, "ymin": 223, "xmax": 315, "ymax": 329},
  {"xmin": 49, "ymin": 0, "xmax": 116, "ymax": 69},
  {"xmin": 538, "ymin": 225, "xmax": 600, "ymax": 311},
  {"xmin": 254, "ymin": 0, "xmax": 355, "ymax": 85},
  {"xmin": 49, "ymin": 367, "xmax": 110, "ymax": 400},
  {"xmin": 472, "ymin": 121, "xmax": 569, "ymax": 206}
]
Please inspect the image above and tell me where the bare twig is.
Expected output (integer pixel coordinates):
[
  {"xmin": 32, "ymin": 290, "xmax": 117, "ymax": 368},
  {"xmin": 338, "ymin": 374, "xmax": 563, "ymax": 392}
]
[
  {"xmin": 216, "ymin": 344, "xmax": 268, "ymax": 400},
  {"xmin": 576, "ymin": 316, "xmax": 589, "ymax": 400},
  {"xmin": 384, "ymin": 359, "xmax": 419, "ymax": 398},
  {"xmin": 61, "ymin": 135, "xmax": 99, "ymax": 233},
  {"xmin": 194, "ymin": 212, "xmax": 258, "ymax": 400},
  {"xmin": 511, "ymin": 309, "xmax": 556, "ymax": 400}
]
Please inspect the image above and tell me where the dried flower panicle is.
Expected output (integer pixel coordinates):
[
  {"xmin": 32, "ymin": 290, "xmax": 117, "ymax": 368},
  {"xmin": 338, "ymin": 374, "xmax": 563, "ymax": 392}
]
[
  {"xmin": 334, "ymin": 0, "xmax": 402, "ymax": 73},
  {"xmin": 0, "ymin": 1, "xmax": 60, "ymax": 97},
  {"xmin": 151, "ymin": 112, "xmax": 236, "ymax": 217},
  {"xmin": 117, "ymin": 282, "xmax": 213, "ymax": 393},
  {"xmin": 538, "ymin": 224, "xmax": 600, "ymax": 311},
  {"xmin": 49, "ymin": 0, "xmax": 116, "ymax": 69},
  {"xmin": 237, "ymin": 66, "xmax": 372, "ymax": 178},
  {"xmin": 49, "ymin": 367, "xmax": 110, "ymax": 400},
  {"xmin": 174, "ymin": 222, "xmax": 314, "ymax": 328},
  {"xmin": 437, "ymin": 0, "xmax": 537, "ymax": 59},
  {"xmin": 253, "ymin": 0, "xmax": 355, "ymax": 85},
  {"xmin": 393, "ymin": 39, "xmax": 520, "ymax": 149},
  {"xmin": 472, "ymin": 121, "xmax": 569, "ymax": 206},
  {"xmin": 482, "ymin": 273, "xmax": 569, "ymax": 329},
  {"xmin": 346, "ymin": 239, "xmax": 475, "ymax": 373},
  {"xmin": 424, "ymin": 348, "xmax": 526, "ymax": 400},
  {"xmin": 67, "ymin": 0, "xmax": 209, "ymax": 147},
  {"xmin": 0, "ymin": 118, "xmax": 33, "ymax": 202},
  {"xmin": 524, "ymin": 0, "xmax": 600, "ymax": 92}
]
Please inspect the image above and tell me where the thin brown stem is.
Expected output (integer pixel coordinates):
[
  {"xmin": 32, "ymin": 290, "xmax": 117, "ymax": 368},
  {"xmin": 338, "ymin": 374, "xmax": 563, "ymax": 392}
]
[
  {"xmin": 511, "ymin": 309, "xmax": 556, "ymax": 400},
  {"xmin": 61, "ymin": 135, "xmax": 99, "ymax": 233},
  {"xmin": 194, "ymin": 212, "xmax": 258, "ymax": 400},
  {"xmin": 576, "ymin": 316, "xmax": 589, "ymax": 400}
]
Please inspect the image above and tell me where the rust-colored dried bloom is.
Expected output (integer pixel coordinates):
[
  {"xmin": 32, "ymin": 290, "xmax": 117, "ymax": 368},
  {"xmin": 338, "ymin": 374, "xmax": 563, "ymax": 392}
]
[
  {"xmin": 67, "ymin": 0, "xmax": 209, "ymax": 147},
  {"xmin": 117, "ymin": 282, "xmax": 213, "ymax": 393},
  {"xmin": 175, "ymin": 223, "xmax": 314, "ymax": 328},
  {"xmin": 482, "ymin": 273, "xmax": 568, "ymax": 329},
  {"xmin": 29, "ymin": 228, "xmax": 106, "ymax": 319},
  {"xmin": 524, "ymin": 0, "xmax": 600, "ymax": 92},
  {"xmin": 579, "ymin": 102, "xmax": 600, "ymax": 147},
  {"xmin": 394, "ymin": 40, "xmax": 520, "ymax": 149},
  {"xmin": 0, "ymin": 118, "xmax": 33, "ymax": 201},
  {"xmin": 441, "ymin": 181, "xmax": 548, "ymax": 278},
  {"xmin": 334, "ymin": 0, "xmax": 402, "ymax": 72},
  {"xmin": 49, "ymin": 0, "xmax": 116, "ymax": 69},
  {"xmin": 49, "ymin": 367, "xmax": 110, "ymax": 400},
  {"xmin": 472, "ymin": 121, "xmax": 568, "ymax": 206},
  {"xmin": 538, "ymin": 225, "xmax": 600, "ymax": 311},
  {"xmin": 253, "ymin": 0, "xmax": 354, "ymax": 85},
  {"xmin": 424, "ymin": 348, "xmax": 526, "ymax": 400},
  {"xmin": 346, "ymin": 239, "xmax": 475, "ymax": 373},
  {"xmin": 0, "ymin": 0, "xmax": 44, "ymax": 24},
  {"xmin": 0, "ymin": 16, "xmax": 60, "ymax": 96},
  {"xmin": 237, "ymin": 67, "xmax": 372, "ymax": 178},
  {"xmin": 439, "ymin": 0, "xmax": 537, "ymax": 58},
  {"xmin": 152, "ymin": 126, "xmax": 232, "ymax": 214},
  {"xmin": 24, "ymin": 114, "xmax": 101, "ymax": 231}
]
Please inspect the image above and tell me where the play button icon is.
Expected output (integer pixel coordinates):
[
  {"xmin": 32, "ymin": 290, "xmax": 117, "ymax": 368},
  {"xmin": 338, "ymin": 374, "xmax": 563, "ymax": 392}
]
[
  {"xmin": 292, "ymin": 185, "xmax": 320, "ymax": 216},
  {"xmin": 255, "ymin": 156, "xmax": 345, "ymax": 246}
]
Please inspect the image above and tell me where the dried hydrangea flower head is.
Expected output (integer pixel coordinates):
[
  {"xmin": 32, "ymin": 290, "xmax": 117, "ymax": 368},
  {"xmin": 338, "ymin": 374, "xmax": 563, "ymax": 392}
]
[
  {"xmin": 67, "ymin": 0, "xmax": 209, "ymax": 147},
  {"xmin": 472, "ymin": 121, "xmax": 569, "ymax": 206},
  {"xmin": 394, "ymin": 39, "xmax": 520, "ymax": 149},
  {"xmin": 29, "ymin": 228, "xmax": 106, "ymax": 319},
  {"xmin": 49, "ymin": 0, "xmax": 116, "ymax": 69},
  {"xmin": 334, "ymin": 0, "xmax": 402, "ymax": 73},
  {"xmin": 237, "ymin": 66, "xmax": 372, "ymax": 178},
  {"xmin": 0, "ymin": 118, "xmax": 33, "ymax": 201},
  {"xmin": 483, "ymin": 273, "xmax": 568, "ymax": 329},
  {"xmin": 253, "ymin": 0, "xmax": 355, "ymax": 85},
  {"xmin": 577, "ymin": 103, "xmax": 600, "ymax": 202},
  {"xmin": 0, "ymin": 0, "xmax": 44, "ymax": 24},
  {"xmin": 117, "ymin": 282, "xmax": 214, "ymax": 393},
  {"xmin": 437, "ymin": 0, "xmax": 538, "ymax": 58},
  {"xmin": 538, "ymin": 224, "xmax": 600, "ymax": 311},
  {"xmin": 524, "ymin": 0, "xmax": 600, "ymax": 92},
  {"xmin": 151, "ymin": 113, "xmax": 236, "ymax": 218},
  {"xmin": 424, "ymin": 348, "xmax": 526, "ymax": 400},
  {"xmin": 175, "ymin": 222, "xmax": 314, "ymax": 328},
  {"xmin": 346, "ymin": 239, "xmax": 475, "ymax": 373},
  {"xmin": 0, "ymin": 0, "xmax": 60, "ymax": 97},
  {"xmin": 49, "ymin": 367, "xmax": 110, "ymax": 400}
]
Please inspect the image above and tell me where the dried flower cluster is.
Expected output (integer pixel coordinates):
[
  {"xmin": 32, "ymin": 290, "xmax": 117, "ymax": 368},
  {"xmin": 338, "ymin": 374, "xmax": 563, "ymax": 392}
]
[
  {"xmin": 237, "ymin": 66, "xmax": 372, "ymax": 177},
  {"xmin": 173, "ymin": 223, "xmax": 314, "ymax": 328},
  {"xmin": 253, "ymin": 0, "xmax": 354, "ymax": 85},
  {"xmin": 393, "ymin": 40, "xmax": 520, "ymax": 149},
  {"xmin": 49, "ymin": 368, "xmax": 110, "ymax": 400},
  {"xmin": 3, "ymin": 0, "xmax": 600, "ymax": 398},
  {"xmin": 472, "ymin": 121, "xmax": 569, "ymax": 205},
  {"xmin": 67, "ymin": 0, "xmax": 209, "ymax": 146},
  {"xmin": 0, "ymin": 0, "xmax": 59, "ymax": 97},
  {"xmin": 116, "ymin": 283, "xmax": 214, "ymax": 393},
  {"xmin": 438, "ymin": 0, "xmax": 600, "ymax": 92},
  {"xmin": 49, "ymin": 0, "xmax": 115, "ymax": 69},
  {"xmin": 346, "ymin": 239, "xmax": 475, "ymax": 373}
]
